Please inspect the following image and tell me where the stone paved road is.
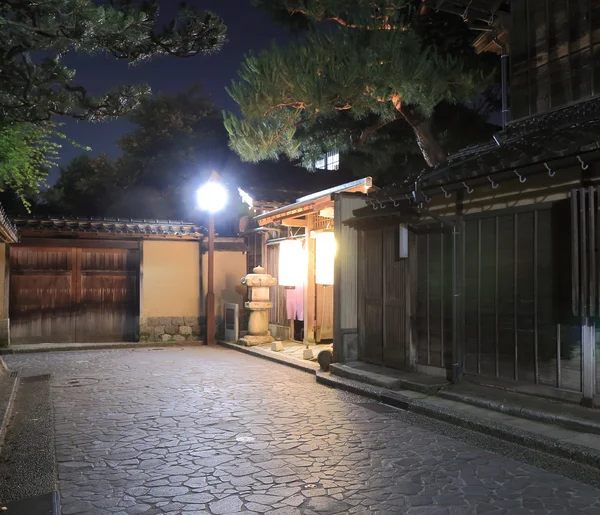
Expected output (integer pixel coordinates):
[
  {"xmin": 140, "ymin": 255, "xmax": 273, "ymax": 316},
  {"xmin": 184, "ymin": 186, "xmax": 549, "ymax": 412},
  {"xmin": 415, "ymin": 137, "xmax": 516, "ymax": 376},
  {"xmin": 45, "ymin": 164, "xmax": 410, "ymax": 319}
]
[{"xmin": 5, "ymin": 346, "xmax": 600, "ymax": 515}]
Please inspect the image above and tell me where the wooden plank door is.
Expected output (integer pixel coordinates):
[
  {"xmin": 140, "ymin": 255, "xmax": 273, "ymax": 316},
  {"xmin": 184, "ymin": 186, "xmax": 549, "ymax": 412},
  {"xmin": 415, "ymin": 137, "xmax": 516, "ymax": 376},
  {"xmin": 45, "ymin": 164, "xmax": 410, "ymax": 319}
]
[
  {"xmin": 358, "ymin": 228, "xmax": 384, "ymax": 364},
  {"xmin": 358, "ymin": 227, "xmax": 409, "ymax": 368},
  {"xmin": 382, "ymin": 225, "xmax": 408, "ymax": 368},
  {"xmin": 10, "ymin": 245, "xmax": 139, "ymax": 343},
  {"xmin": 75, "ymin": 248, "xmax": 138, "ymax": 342},
  {"xmin": 10, "ymin": 247, "xmax": 75, "ymax": 343}
]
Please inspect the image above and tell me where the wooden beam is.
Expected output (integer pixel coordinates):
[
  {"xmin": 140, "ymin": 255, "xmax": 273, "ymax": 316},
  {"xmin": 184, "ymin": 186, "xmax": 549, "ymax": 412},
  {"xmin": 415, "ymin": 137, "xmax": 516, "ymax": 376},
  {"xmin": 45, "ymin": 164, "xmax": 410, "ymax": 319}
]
[
  {"xmin": 17, "ymin": 231, "xmax": 202, "ymax": 241},
  {"xmin": 258, "ymin": 203, "xmax": 316, "ymax": 226},
  {"xmin": 16, "ymin": 238, "xmax": 141, "ymax": 249},
  {"xmin": 280, "ymin": 218, "xmax": 307, "ymax": 227}
]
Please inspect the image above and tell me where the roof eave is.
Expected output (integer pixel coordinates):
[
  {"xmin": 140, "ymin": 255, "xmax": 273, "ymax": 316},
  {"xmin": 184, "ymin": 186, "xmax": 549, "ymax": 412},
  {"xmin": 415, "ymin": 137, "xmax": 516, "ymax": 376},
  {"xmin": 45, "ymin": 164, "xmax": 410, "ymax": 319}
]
[{"xmin": 255, "ymin": 177, "xmax": 373, "ymax": 226}]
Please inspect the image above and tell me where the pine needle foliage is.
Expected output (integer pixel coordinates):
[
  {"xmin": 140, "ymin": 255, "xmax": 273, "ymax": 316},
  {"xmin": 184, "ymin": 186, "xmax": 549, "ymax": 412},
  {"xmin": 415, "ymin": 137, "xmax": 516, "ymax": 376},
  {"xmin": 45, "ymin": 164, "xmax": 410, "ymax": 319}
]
[
  {"xmin": 0, "ymin": 0, "xmax": 227, "ymax": 123},
  {"xmin": 226, "ymin": 1, "xmax": 491, "ymax": 168}
]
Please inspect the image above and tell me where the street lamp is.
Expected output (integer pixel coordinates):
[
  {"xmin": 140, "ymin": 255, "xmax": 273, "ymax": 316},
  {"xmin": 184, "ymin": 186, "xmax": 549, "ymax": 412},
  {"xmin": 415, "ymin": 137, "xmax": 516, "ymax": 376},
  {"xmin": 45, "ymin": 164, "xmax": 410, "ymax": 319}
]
[{"xmin": 197, "ymin": 172, "xmax": 227, "ymax": 345}]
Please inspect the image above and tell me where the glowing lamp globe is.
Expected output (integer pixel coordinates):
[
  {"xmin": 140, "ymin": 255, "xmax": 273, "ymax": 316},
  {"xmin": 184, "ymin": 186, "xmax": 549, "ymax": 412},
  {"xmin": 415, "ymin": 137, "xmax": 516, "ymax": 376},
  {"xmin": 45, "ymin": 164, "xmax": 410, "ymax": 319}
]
[{"xmin": 197, "ymin": 181, "xmax": 227, "ymax": 213}]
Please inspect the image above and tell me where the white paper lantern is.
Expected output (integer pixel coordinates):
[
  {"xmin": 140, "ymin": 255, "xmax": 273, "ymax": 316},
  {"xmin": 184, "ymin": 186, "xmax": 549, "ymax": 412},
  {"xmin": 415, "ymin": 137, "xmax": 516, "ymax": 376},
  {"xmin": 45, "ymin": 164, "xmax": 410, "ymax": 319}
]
[
  {"xmin": 315, "ymin": 232, "xmax": 335, "ymax": 285},
  {"xmin": 278, "ymin": 239, "xmax": 304, "ymax": 287}
]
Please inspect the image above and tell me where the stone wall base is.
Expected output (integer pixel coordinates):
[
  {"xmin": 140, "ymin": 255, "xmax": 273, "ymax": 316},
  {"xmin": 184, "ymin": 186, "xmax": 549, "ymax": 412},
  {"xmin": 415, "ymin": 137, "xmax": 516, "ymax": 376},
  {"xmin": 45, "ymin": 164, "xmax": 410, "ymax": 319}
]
[
  {"xmin": 239, "ymin": 334, "xmax": 274, "ymax": 347},
  {"xmin": 0, "ymin": 319, "xmax": 10, "ymax": 348},
  {"xmin": 341, "ymin": 331, "xmax": 358, "ymax": 361},
  {"xmin": 140, "ymin": 316, "xmax": 204, "ymax": 343}
]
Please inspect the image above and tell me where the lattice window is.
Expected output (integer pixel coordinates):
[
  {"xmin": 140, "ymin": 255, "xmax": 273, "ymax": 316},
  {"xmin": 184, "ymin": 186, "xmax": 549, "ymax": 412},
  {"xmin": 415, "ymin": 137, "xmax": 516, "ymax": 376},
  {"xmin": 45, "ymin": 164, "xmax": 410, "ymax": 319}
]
[
  {"xmin": 310, "ymin": 213, "xmax": 334, "ymax": 230},
  {"xmin": 315, "ymin": 150, "xmax": 340, "ymax": 170}
]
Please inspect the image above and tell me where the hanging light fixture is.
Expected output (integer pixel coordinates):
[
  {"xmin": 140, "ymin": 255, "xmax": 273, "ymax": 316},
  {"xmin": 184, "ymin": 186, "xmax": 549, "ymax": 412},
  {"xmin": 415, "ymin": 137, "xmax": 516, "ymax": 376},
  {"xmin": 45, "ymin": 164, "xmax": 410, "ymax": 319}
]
[{"xmin": 315, "ymin": 232, "xmax": 335, "ymax": 285}]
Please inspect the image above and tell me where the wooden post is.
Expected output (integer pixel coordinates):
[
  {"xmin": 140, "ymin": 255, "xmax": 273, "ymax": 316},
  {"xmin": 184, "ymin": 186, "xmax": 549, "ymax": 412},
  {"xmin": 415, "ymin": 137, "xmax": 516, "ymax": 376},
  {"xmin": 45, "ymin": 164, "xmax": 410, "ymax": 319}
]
[
  {"xmin": 333, "ymin": 198, "xmax": 342, "ymax": 362},
  {"xmin": 581, "ymin": 320, "xmax": 596, "ymax": 407},
  {"xmin": 304, "ymin": 216, "xmax": 316, "ymax": 344},
  {"xmin": 206, "ymin": 214, "xmax": 215, "ymax": 345}
]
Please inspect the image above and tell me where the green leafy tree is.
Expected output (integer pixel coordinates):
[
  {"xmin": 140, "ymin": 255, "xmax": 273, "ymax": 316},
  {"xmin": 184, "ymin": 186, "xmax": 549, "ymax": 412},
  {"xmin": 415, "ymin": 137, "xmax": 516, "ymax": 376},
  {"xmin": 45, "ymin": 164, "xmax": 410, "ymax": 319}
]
[
  {"xmin": 118, "ymin": 86, "xmax": 229, "ymax": 187},
  {"xmin": 225, "ymin": 1, "xmax": 492, "ymax": 168},
  {"xmin": 45, "ymin": 87, "xmax": 233, "ymax": 219},
  {"xmin": 0, "ymin": 121, "xmax": 90, "ymax": 208},
  {"xmin": 0, "ymin": 0, "xmax": 226, "ymax": 207},
  {"xmin": 44, "ymin": 153, "xmax": 125, "ymax": 216}
]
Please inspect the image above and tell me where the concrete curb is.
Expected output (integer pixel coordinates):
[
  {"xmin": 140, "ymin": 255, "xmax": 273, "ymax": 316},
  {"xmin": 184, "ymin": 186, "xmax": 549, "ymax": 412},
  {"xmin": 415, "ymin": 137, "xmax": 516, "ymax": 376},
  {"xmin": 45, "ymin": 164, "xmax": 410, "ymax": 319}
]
[
  {"xmin": 330, "ymin": 362, "xmax": 447, "ymax": 395},
  {"xmin": 0, "ymin": 341, "xmax": 203, "ymax": 355},
  {"xmin": 317, "ymin": 371, "xmax": 600, "ymax": 470},
  {"xmin": 217, "ymin": 341, "xmax": 319, "ymax": 375},
  {"xmin": 439, "ymin": 388, "xmax": 600, "ymax": 436},
  {"xmin": 0, "ymin": 370, "xmax": 19, "ymax": 453},
  {"xmin": 53, "ymin": 490, "xmax": 61, "ymax": 515}
]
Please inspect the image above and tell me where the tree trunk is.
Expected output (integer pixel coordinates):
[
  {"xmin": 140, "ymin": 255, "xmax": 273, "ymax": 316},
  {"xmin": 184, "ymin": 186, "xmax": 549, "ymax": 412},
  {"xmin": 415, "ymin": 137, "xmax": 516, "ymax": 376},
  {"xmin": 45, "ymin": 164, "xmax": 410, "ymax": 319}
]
[{"xmin": 391, "ymin": 95, "xmax": 447, "ymax": 167}]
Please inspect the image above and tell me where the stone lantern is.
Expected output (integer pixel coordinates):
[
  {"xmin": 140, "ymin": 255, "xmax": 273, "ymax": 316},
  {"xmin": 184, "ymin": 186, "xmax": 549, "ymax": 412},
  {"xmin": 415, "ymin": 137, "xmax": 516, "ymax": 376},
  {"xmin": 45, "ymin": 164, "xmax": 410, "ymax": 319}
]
[{"xmin": 239, "ymin": 266, "xmax": 277, "ymax": 346}]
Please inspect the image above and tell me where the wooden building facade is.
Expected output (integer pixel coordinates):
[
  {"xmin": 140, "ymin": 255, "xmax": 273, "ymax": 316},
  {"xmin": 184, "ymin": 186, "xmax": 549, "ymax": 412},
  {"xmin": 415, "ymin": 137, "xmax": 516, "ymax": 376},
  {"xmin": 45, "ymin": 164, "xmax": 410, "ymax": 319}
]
[
  {"xmin": 246, "ymin": 179, "xmax": 373, "ymax": 345},
  {"xmin": 336, "ymin": 0, "xmax": 600, "ymax": 407}
]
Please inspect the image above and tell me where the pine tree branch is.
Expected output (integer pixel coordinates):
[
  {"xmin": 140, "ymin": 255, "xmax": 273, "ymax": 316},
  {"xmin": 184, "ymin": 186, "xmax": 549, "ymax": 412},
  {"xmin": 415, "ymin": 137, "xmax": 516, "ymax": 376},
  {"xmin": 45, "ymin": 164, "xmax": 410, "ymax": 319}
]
[
  {"xmin": 289, "ymin": 8, "xmax": 359, "ymax": 28},
  {"xmin": 0, "ymin": 19, "xmax": 60, "ymax": 38},
  {"xmin": 357, "ymin": 112, "xmax": 402, "ymax": 146}
]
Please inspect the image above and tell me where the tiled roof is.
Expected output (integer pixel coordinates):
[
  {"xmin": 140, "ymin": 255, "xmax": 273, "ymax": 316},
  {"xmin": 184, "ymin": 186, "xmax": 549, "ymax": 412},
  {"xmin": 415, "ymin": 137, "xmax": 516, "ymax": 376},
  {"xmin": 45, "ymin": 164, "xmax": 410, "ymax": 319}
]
[
  {"xmin": 0, "ymin": 204, "xmax": 18, "ymax": 243},
  {"xmin": 422, "ymin": 118, "xmax": 600, "ymax": 190},
  {"xmin": 14, "ymin": 217, "xmax": 206, "ymax": 238},
  {"xmin": 375, "ymin": 96, "xmax": 600, "ymax": 202}
]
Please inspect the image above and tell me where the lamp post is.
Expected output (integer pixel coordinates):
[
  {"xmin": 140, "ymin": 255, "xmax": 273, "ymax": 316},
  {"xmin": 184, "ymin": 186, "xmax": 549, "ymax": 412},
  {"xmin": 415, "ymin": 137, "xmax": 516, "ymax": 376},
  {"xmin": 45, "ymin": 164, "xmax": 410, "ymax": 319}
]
[{"xmin": 197, "ymin": 172, "xmax": 227, "ymax": 345}]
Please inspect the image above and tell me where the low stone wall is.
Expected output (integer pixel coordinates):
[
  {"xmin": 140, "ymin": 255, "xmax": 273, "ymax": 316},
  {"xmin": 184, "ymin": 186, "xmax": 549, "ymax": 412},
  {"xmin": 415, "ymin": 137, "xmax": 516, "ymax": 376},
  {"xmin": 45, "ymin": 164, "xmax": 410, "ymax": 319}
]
[
  {"xmin": 269, "ymin": 324, "xmax": 291, "ymax": 341},
  {"xmin": 140, "ymin": 316, "xmax": 204, "ymax": 343}
]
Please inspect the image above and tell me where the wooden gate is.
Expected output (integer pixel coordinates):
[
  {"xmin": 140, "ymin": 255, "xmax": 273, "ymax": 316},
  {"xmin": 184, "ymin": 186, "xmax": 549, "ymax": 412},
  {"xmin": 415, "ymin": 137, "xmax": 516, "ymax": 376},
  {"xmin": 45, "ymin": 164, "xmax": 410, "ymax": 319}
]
[
  {"xmin": 358, "ymin": 226, "xmax": 409, "ymax": 368},
  {"xmin": 9, "ymin": 243, "xmax": 139, "ymax": 343}
]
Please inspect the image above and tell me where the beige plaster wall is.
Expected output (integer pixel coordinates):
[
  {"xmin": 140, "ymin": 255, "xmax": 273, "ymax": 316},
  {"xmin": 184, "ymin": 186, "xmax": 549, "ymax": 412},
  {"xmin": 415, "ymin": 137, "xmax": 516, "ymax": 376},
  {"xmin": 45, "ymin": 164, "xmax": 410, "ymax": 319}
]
[
  {"xmin": 201, "ymin": 251, "xmax": 245, "ymax": 324},
  {"xmin": 142, "ymin": 240, "xmax": 201, "ymax": 317}
]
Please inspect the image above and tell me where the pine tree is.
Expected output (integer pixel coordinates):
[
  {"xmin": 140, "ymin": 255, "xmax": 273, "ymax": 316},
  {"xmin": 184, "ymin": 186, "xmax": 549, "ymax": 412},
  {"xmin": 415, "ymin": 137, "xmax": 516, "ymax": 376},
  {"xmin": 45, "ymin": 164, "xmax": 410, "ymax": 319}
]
[
  {"xmin": 0, "ymin": 0, "xmax": 226, "ymax": 123},
  {"xmin": 225, "ymin": 1, "xmax": 491, "ymax": 168}
]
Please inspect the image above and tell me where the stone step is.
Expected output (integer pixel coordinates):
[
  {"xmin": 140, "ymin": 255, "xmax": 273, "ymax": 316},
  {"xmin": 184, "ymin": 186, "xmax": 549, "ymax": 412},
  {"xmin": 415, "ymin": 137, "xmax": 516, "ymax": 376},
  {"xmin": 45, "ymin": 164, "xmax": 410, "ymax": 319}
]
[
  {"xmin": 316, "ymin": 371, "xmax": 600, "ymax": 470},
  {"xmin": 330, "ymin": 361, "xmax": 449, "ymax": 395},
  {"xmin": 439, "ymin": 383, "xmax": 600, "ymax": 436}
]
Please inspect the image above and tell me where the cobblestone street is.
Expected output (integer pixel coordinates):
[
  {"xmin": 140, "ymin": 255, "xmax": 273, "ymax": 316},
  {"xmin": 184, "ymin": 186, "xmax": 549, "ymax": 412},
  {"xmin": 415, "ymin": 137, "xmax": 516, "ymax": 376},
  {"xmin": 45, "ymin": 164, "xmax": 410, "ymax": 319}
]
[{"xmin": 5, "ymin": 346, "xmax": 600, "ymax": 515}]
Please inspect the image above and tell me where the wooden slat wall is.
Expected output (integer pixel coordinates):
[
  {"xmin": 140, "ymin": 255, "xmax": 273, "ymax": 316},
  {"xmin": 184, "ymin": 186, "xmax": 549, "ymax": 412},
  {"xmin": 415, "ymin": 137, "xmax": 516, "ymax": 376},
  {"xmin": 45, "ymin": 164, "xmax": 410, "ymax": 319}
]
[
  {"xmin": 358, "ymin": 229, "xmax": 384, "ymax": 364},
  {"xmin": 266, "ymin": 244, "xmax": 288, "ymax": 325},
  {"xmin": 415, "ymin": 205, "xmax": 583, "ymax": 392},
  {"xmin": 416, "ymin": 226, "xmax": 452, "ymax": 369},
  {"xmin": 316, "ymin": 284, "xmax": 333, "ymax": 341},
  {"xmin": 382, "ymin": 225, "xmax": 409, "ymax": 369},
  {"xmin": 511, "ymin": 0, "xmax": 600, "ymax": 120}
]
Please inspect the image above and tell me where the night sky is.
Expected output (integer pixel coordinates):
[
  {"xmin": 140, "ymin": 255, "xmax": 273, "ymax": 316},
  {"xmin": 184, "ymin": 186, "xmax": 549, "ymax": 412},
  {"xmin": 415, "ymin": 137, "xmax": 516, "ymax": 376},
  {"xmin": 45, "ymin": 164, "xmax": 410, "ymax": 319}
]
[{"xmin": 56, "ymin": 0, "xmax": 288, "ymax": 176}]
